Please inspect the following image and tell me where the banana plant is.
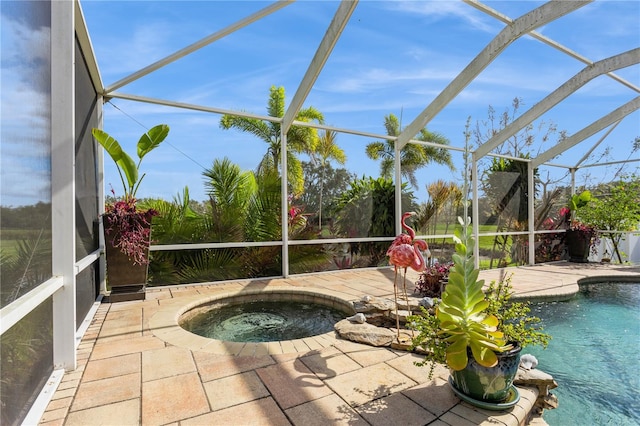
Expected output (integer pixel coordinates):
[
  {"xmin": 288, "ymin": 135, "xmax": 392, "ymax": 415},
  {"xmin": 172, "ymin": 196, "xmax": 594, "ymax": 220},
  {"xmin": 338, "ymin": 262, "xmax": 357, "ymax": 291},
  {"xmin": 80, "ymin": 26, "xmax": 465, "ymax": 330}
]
[
  {"xmin": 436, "ymin": 217, "xmax": 509, "ymax": 370},
  {"xmin": 92, "ymin": 124, "xmax": 170, "ymax": 200}
]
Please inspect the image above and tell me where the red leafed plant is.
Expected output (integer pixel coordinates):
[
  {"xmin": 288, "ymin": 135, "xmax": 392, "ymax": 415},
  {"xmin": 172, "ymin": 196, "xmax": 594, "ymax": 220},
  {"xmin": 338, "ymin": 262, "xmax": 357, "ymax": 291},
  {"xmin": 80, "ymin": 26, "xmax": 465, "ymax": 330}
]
[
  {"xmin": 414, "ymin": 261, "xmax": 453, "ymax": 297},
  {"xmin": 103, "ymin": 195, "xmax": 158, "ymax": 265}
]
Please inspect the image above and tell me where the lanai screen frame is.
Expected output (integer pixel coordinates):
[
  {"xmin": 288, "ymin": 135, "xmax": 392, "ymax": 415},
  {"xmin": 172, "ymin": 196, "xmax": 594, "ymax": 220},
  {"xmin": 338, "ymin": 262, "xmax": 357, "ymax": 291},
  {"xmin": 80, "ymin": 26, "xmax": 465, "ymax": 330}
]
[
  {"xmin": 84, "ymin": 0, "xmax": 639, "ymax": 275},
  {"xmin": 0, "ymin": 2, "xmax": 637, "ymax": 422}
]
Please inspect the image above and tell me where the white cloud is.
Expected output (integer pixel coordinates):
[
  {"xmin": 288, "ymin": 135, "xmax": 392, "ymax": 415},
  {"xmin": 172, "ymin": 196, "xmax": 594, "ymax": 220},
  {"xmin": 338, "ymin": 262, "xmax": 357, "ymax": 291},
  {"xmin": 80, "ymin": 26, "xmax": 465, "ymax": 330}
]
[
  {"xmin": 1, "ymin": 12, "xmax": 51, "ymax": 206},
  {"xmin": 387, "ymin": 0, "xmax": 495, "ymax": 33}
]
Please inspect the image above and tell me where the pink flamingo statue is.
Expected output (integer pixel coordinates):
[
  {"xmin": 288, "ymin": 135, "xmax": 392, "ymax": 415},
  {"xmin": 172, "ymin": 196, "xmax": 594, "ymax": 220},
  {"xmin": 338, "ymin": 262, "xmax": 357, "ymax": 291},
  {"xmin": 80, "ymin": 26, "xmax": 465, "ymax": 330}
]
[{"xmin": 386, "ymin": 212, "xmax": 428, "ymax": 338}]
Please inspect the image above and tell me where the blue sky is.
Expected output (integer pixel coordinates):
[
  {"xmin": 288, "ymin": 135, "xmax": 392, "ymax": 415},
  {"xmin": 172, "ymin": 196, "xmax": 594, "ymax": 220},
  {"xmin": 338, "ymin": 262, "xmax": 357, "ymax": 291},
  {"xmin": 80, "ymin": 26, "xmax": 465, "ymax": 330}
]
[{"xmin": 81, "ymin": 1, "xmax": 639, "ymax": 204}]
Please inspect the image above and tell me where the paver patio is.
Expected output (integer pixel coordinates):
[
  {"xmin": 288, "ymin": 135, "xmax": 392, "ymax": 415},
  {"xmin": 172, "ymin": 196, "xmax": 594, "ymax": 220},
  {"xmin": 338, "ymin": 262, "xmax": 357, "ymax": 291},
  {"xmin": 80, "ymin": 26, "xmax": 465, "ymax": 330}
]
[{"xmin": 39, "ymin": 262, "xmax": 639, "ymax": 425}]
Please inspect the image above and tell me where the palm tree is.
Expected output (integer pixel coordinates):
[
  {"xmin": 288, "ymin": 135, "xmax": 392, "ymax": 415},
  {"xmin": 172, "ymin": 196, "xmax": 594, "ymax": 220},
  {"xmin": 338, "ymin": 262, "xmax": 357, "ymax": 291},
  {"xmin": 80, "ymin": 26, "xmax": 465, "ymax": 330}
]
[
  {"xmin": 220, "ymin": 86, "xmax": 324, "ymax": 195},
  {"xmin": 365, "ymin": 113, "xmax": 454, "ymax": 188},
  {"xmin": 203, "ymin": 157, "xmax": 257, "ymax": 242},
  {"xmin": 310, "ymin": 129, "xmax": 346, "ymax": 229}
]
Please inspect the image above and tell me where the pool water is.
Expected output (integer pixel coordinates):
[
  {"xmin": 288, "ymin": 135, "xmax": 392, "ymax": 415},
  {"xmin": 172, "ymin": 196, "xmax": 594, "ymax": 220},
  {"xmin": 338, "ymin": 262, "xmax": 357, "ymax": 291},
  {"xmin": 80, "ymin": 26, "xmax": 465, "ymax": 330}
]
[
  {"xmin": 527, "ymin": 283, "xmax": 640, "ymax": 425},
  {"xmin": 181, "ymin": 300, "xmax": 346, "ymax": 342}
]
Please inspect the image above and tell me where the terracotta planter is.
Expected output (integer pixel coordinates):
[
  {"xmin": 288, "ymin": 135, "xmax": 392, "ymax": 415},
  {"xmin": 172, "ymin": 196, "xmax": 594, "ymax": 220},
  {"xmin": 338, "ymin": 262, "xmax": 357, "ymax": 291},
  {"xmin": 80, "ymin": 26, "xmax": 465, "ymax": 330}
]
[{"xmin": 565, "ymin": 229, "xmax": 593, "ymax": 263}]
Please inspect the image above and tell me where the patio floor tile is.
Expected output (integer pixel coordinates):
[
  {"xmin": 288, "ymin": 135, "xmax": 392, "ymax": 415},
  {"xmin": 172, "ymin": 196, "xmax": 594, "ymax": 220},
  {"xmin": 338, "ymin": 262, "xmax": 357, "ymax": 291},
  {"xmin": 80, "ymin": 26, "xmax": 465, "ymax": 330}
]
[
  {"xmin": 256, "ymin": 359, "xmax": 333, "ymax": 410},
  {"xmin": 385, "ymin": 353, "xmax": 449, "ymax": 383},
  {"xmin": 82, "ymin": 353, "xmax": 140, "ymax": 382},
  {"xmin": 344, "ymin": 345, "xmax": 399, "ymax": 367},
  {"xmin": 193, "ymin": 353, "xmax": 275, "ymax": 382},
  {"xmin": 180, "ymin": 397, "xmax": 291, "ymax": 426},
  {"xmin": 202, "ymin": 371, "xmax": 269, "ymax": 411},
  {"xmin": 285, "ymin": 393, "xmax": 368, "ymax": 426},
  {"xmin": 70, "ymin": 372, "xmax": 140, "ymax": 412},
  {"xmin": 401, "ymin": 378, "xmax": 460, "ymax": 417},
  {"xmin": 142, "ymin": 346, "xmax": 196, "ymax": 382},
  {"xmin": 299, "ymin": 348, "xmax": 361, "ymax": 379},
  {"xmin": 355, "ymin": 392, "xmax": 437, "ymax": 426},
  {"xmin": 90, "ymin": 335, "xmax": 165, "ymax": 360},
  {"xmin": 324, "ymin": 363, "xmax": 417, "ymax": 407},
  {"xmin": 142, "ymin": 372, "xmax": 209, "ymax": 424},
  {"xmin": 65, "ymin": 399, "xmax": 140, "ymax": 425}
]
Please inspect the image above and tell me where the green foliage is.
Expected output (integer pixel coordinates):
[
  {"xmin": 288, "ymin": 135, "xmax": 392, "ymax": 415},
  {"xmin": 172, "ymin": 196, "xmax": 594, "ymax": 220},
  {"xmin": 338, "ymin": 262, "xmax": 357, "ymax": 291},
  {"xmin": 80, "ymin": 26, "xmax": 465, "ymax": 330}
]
[
  {"xmin": 482, "ymin": 155, "xmax": 537, "ymax": 224},
  {"xmin": 92, "ymin": 124, "xmax": 169, "ymax": 200},
  {"xmin": 308, "ymin": 129, "xmax": 347, "ymax": 228},
  {"xmin": 300, "ymin": 161, "xmax": 355, "ymax": 219},
  {"xmin": 365, "ymin": 113, "xmax": 454, "ymax": 188},
  {"xmin": 577, "ymin": 175, "xmax": 640, "ymax": 262},
  {"xmin": 204, "ymin": 158, "xmax": 258, "ymax": 242},
  {"xmin": 485, "ymin": 278, "xmax": 550, "ymax": 349},
  {"xmin": 331, "ymin": 176, "xmax": 415, "ymax": 265},
  {"xmin": 147, "ymin": 159, "xmax": 329, "ymax": 284},
  {"xmin": 219, "ymin": 86, "xmax": 324, "ymax": 196},
  {"xmin": 0, "ymin": 300, "xmax": 53, "ymax": 425},
  {"xmin": 578, "ymin": 177, "xmax": 640, "ymax": 232},
  {"xmin": 569, "ymin": 189, "xmax": 592, "ymax": 213}
]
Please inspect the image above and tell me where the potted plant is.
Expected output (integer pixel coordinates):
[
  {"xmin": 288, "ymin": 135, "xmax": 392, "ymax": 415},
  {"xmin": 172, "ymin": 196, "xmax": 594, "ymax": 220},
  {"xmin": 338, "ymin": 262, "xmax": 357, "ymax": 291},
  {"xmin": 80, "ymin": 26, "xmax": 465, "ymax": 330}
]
[
  {"xmin": 576, "ymin": 175, "xmax": 640, "ymax": 263},
  {"xmin": 407, "ymin": 217, "xmax": 549, "ymax": 407},
  {"xmin": 560, "ymin": 190, "xmax": 599, "ymax": 263},
  {"xmin": 92, "ymin": 124, "xmax": 170, "ymax": 302},
  {"xmin": 413, "ymin": 261, "xmax": 453, "ymax": 298}
]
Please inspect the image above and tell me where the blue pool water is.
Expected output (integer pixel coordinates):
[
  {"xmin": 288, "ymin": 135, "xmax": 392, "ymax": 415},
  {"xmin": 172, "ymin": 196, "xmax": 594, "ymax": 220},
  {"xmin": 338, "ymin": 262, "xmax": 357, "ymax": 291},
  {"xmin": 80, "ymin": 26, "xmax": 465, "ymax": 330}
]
[{"xmin": 527, "ymin": 283, "xmax": 640, "ymax": 425}]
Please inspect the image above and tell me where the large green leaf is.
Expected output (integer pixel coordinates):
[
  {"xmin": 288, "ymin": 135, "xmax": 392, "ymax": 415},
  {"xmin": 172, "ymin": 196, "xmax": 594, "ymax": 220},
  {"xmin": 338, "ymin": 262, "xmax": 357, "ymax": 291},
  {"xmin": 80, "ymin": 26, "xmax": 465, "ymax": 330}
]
[
  {"xmin": 92, "ymin": 128, "xmax": 137, "ymax": 194},
  {"xmin": 137, "ymin": 124, "xmax": 169, "ymax": 160}
]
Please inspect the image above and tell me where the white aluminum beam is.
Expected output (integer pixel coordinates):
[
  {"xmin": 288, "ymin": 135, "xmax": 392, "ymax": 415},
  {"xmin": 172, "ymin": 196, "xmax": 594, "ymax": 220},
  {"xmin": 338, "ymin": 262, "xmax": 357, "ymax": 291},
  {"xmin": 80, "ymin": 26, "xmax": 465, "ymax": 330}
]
[
  {"xmin": 281, "ymin": 0, "xmax": 357, "ymax": 133},
  {"xmin": 109, "ymin": 92, "xmax": 282, "ymax": 124},
  {"xmin": 532, "ymin": 97, "xmax": 640, "ymax": 167},
  {"xmin": 51, "ymin": 0, "xmax": 77, "ymax": 371},
  {"xmin": 572, "ymin": 120, "xmax": 621, "ymax": 169},
  {"xmin": 104, "ymin": 1, "xmax": 294, "ymax": 94},
  {"xmin": 281, "ymin": 128, "xmax": 289, "ymax": 277},
  {"xmin": 464, "ymin": 0, "xmax": 640, "ymax": 94},
  {"xmin": 75, "ymin": 0, "xmax": 104, "ymax": 94},
  {"xmin": 581, "ymin": 158, "xmax": 640, "ymax": 169},
  {"xmin": 395, "ymin": 0, "xmax": 590, "ymax": 150},
  {"xmin": 527, "ymin": 163, "xmax": 535, "ymax": 265},
  {"xmin": 0, "ymin": 277, "xmax": 64, "ymax": 335},
  {"xmin": 474, "ymin": 48, "xmax": 640, "ymax": 159}
]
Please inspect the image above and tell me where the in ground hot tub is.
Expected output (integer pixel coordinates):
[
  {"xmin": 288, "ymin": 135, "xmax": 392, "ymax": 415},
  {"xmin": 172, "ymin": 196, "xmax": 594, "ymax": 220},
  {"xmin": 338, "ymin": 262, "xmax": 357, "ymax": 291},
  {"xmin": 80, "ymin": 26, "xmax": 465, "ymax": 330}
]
[{"xmin": 177, "ymin": 289, "xmax": 356, "ymax": 344}]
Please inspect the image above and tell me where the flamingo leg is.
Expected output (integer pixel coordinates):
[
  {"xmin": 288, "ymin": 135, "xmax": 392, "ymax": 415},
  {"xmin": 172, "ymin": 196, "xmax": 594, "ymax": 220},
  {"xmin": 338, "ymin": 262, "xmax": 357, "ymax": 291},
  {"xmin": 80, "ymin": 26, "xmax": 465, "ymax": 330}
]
[
  {"xmin": 402, "ymin": 268, "xmax": 414, "ymax": 337},
  {"xmin": 402, "ymin": 267, "xmax": 409, "ymax": 307},
  {"xmin": 393, "ymin": 267, "xmax": 400, "ymax": 338}
]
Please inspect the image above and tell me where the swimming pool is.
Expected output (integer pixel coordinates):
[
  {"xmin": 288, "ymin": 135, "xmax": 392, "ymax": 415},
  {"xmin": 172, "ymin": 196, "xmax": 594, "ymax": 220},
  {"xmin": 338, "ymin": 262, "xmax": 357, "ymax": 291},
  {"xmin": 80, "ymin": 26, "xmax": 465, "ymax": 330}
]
[{"xmin": 527, "ymin": 282, "xmax": 640, "ymax": 425}]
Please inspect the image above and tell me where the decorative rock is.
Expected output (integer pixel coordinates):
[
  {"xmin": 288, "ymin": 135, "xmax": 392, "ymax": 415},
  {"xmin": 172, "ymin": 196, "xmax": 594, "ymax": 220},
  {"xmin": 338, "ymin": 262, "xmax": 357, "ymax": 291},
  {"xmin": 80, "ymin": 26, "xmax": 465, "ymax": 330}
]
[
  {"xmin": 334, "ymin": 319, "xmax": 395, "ymax": 347},
  {"xmin": 520, "ymin": 354, "xmax": 538, "ymax": 370},
  {"xmin": 395, "ymin": 296, "xmax": 422, "ymax": 312},
  {"xmin": 515, "ymin": 367, "xmax": 558, "ymax": 390},
  {"xmin": 346, "ymin": 313, "xmax": 366, "ymax": 324},
  {"xmin": 363, "ymin": 313, "xmax": 387, "ymax": 326},
  {"xmin": 390, "ymin": 331, "xmax": 414, "ymax": 350},
  {"xmin": 420, "ymin": 297, "xmax": 434, "ymax": 308},
  {"xmin": 387, "ymin": 309, "xmax": 413, "ymax": 323},
  {"xmin": 352, "ymin": 296, "xmax": 395, "ymax": 313},
  {"xmin": 539, "ymin": 393, "xmax": 559, "ymax": 410}
]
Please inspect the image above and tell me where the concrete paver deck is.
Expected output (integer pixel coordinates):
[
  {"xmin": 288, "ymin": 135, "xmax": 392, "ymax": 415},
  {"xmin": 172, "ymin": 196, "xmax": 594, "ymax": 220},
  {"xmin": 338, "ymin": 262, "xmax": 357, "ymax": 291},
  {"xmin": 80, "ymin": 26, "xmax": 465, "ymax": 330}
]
[{"xmin": 39, "ymin": 262, "xmax": 639, "ymax": 426}]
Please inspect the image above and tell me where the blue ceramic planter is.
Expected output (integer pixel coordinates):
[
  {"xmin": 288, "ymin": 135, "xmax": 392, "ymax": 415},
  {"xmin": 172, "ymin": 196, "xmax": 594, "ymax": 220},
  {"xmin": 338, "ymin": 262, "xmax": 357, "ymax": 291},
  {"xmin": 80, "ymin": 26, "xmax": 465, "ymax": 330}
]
[{"xmin": 450, "ymin": 343, "xmax": 522, "ymax": 403}]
